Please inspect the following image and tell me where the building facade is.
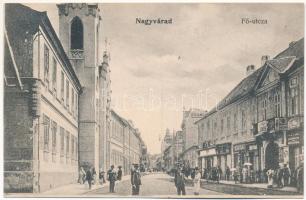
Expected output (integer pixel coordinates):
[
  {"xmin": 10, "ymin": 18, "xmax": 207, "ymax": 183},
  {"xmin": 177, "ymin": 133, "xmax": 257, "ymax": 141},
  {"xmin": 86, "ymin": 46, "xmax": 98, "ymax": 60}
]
[
  {"xmin": 4, "ymin": 4, "xmax": 82, "ymax": 192},
  {"xmin": 57, "ymin": 3, "xmax": 105, "ymax": 172},
  {"xmin": 109, "ymin": 110, "xmax": 144, "ymax": 175},
  {"xmin": 197, "ymin": 38, "xmax": 304, "ymax": 176},
  {"xmin": 182, "ymin": 109, "xmax": 206, "ymax": 149}
]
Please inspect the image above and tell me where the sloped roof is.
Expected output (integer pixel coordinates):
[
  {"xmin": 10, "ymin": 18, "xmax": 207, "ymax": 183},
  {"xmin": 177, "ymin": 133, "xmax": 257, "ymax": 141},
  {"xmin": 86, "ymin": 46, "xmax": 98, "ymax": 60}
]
[
  {"xmin": 275, "ymin": 38, "xmax": 304, "ymax": 59},
  {"xmin": 5, "ymin": 4, "xmax": 82, "ymax": 91},
  {"xmin": 217, "ymin": 66, "xmax": 264, "ymax": 109},
  {"xmin": 266, "ymin": 56, "xmax": 296, "ymax": 73},
  {"xmin": 199, "ymin": 37, "xmax": 304, "ymax": 120}
]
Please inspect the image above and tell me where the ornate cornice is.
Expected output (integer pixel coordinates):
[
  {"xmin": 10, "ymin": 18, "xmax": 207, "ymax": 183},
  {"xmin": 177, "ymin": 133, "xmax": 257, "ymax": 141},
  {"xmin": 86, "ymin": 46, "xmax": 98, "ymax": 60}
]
[{"xmin": 57, "ymin": 3, "xmax": 100, "ymax": 17}]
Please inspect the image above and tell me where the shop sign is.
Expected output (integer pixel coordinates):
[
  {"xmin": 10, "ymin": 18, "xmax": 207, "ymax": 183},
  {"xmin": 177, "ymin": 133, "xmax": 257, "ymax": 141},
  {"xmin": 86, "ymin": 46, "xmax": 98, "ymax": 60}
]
[
  {"xmin": 248, "ymin": 144, "xmax": 257, "ymax": 151},
  {"xmin": 267, "ymin": 119, "xmax": 275, "ymax": 133},
  {"xmin": 216, "ymin": 143, "xmax": 231, "ymax": 155},
  {"xmin": 199, "ymin": 148, "xmax": 216, "ymax": 157},
  {"xmin": 275, "ymin": 118, "xmax": 288, "ymax": 131},
  {"xmin": 287, "ymin": 132, "xmax": 300, "ymax": 145},
  {"xmin": 233, "ymin": 144, "xmax": 246, "ymax": 152},
  {"xmin": 288, "ymin": 117, "xmax": 301, "ymax": 130},
  {"xmin": 281, "ymin": 146, "xmax": 289, "ymax": 164},
  {"xmin": 258, "ymin": 121, "xmax": 268, "ymax": 134}
]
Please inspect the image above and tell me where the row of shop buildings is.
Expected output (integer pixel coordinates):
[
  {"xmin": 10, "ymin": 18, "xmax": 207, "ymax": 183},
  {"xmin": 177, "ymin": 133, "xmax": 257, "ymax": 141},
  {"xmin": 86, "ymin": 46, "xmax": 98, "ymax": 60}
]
[
  {"xmin": 196, "ymin": 38, "xmax": 304, "ymax": 175},
  {"xmin": 4, "ymin": 3, "xmax": 147, "ymax": 193},
  {"xmin": 160, "ymin": 38, "xmax": 303, "ymax": 177}
]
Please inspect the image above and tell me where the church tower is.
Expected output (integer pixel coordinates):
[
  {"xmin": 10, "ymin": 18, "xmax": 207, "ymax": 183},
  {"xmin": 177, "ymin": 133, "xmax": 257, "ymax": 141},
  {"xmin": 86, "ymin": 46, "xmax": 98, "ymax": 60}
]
[{"xmin": 57, "ymin": 3, "xmax": 102, "ymax": 170}]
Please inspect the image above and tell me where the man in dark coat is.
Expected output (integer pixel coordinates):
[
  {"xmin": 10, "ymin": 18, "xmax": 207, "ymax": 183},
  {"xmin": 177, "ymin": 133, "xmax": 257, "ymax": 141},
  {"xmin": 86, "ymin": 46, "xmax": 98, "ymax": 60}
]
[
  {"xmin": 174, "ymin": 167, "xmax": 186, "ymax": 195},
  {"xmin": 85, "ymin": 168, "xmax": 93, "ymax": 189},
  {"xmin": 225, "ymin": 166, "xmax": 231, "ymax": 181},
  {"xmin": 283, "ymin": 164, "xmax": 291, "ymax": 186},
  {"xmin": 131, "ymin": 164, "xmax": 142, "ymax": 195},
  {"xmin": 107, "ymin": 165, "xmax": 117, "ymax": 193},
  {"xmin": 117, "ymin": 166, "xmax": 123, "ymax": 181}
]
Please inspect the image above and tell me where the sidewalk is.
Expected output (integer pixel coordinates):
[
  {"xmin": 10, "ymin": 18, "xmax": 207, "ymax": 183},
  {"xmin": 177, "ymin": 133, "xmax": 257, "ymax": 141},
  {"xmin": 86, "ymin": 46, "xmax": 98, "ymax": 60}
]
[
  {"xmin": 201, "ymin": 179, "xmax": 298, "ymax": 193},
  {"xmin": 5, "ymin": 175, "xmax": 131, "ymax": 197}
]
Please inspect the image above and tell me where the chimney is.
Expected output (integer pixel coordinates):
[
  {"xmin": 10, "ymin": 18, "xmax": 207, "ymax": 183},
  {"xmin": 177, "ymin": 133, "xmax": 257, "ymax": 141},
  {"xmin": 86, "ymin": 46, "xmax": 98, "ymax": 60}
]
[
  {"xmin": 246, "ymin": 65, "xmax": 256, "ymax": 76},
  {"xmin": 261, "ymin": 55, "xmax": 270, "ymax": 66}
]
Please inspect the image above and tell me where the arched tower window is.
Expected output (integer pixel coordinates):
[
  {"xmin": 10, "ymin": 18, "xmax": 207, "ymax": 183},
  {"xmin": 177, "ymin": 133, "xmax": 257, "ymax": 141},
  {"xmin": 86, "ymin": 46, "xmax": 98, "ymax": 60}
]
[{"xmin": 70, "ymin": 17, "xmax": 83, "ymax": 50}]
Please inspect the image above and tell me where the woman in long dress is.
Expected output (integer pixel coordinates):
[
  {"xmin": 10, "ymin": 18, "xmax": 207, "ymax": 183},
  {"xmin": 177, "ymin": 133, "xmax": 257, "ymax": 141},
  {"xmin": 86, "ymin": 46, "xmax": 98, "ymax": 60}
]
[
  {"xmin": 194, "ymin": 167, "xmax": 201, "ymax": 195},
  {"xmin": 266, "ymin": 169, "xmax": 274, "ymax": 188}
]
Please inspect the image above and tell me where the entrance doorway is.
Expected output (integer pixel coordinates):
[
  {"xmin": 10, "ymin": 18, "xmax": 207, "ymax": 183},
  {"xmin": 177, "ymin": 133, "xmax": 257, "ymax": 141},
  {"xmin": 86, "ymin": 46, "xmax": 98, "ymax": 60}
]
[{"xmin": 265, "ymin": 142, "xmax": 279, "ymax": 170}]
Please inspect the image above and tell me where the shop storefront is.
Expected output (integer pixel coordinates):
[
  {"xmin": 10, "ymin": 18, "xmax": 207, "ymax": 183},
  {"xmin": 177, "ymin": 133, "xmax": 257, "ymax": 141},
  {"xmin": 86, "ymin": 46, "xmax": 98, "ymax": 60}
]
[
  {"xmin": 216, "ymin": 143, "xmax": 231, "ymax": 173},
  {"xmin": 287, "ymin": 116, "xmax": 304, "ymax": 171},
  {"xmin": 233, "ymin": 141, "xmax": 259, "ymax": 170},
  {"xmin": 233, "ymin": 143, "xmax": 246, "ymax": 169},
  {"xmin": 199, "ymin": 147, "xmax": 216, "ymax": 170},
  {"xmin": 254, "ymin": 117, "xmax": 288, "ymax": 170}
]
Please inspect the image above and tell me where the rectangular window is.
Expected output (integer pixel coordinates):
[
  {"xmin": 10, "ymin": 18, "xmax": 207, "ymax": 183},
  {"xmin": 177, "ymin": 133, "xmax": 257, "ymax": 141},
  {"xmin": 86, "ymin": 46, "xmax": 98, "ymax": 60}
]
[
  {"xmin": 71, "ymin": 136, "xmax": 74, "ymax": 161},
  {"xmin": 234, "ymin": 113, "xmax": 237, "ymax": 132},
  {"xmin": 51, "ymin": 121, "xmax": 57, "ymax": 153},
  {"xmin": 71, "ymin": 89, "xmax": 75, "ymax": 115},
  {"xmin": 60, "ymin": 127, "xmax": 65, "ymax": 157},
  {"xmin": 75, "ymin": 93, "xmax": 78, "ymax": 117},
  {"xmin": 61, "ymin": 71, "xmax": 64, "ymax": 101},
  {"xmin": 75, "ymin": 138, "xmax": 78, "ymax": 160},
  {"xmin": 289, "ymin": 77, "xmax": 299, "ymax": 116},
  {"xmin": 274, "ymin": 93, "xmax": 281, "ymax": 117},
  {"xmin": 66, "ymin": 80, "xmax": 70, "ymax": 109},
  {"xmin": 221, "ymin": 119, "xmax": 224, "ymax": 135},
  {"xmin": 290, "ymin": 88, "xmax": 299, "ymax": 116},
  {"xmin": 241, "ymin": 110, "xmax": 246, "ymax": 132},
  {"xmin": 52, "ymin": 57, "xmax": 57, "ymax": 92},
  {"xmin": 43, "ymin": 115, "xmax": 50, "ymax": 151},
  {"xmin": 66, "ymin": 131, "xmax": 70, "ymax": 158},
  {"xmin": 44, "ymin": 45, "xmax": 49, "ymax": 85}
]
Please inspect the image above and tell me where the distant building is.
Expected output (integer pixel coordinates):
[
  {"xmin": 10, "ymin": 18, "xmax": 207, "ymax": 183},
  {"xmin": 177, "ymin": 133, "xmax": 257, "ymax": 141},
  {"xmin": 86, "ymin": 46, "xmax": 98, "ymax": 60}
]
[
  {"xmin": 181, "ymin": 109, "xmax": 206, "ymax": 149},
  {"xmin": 161, "ymin": 128, "xmax": 173, "ymax": 153},
  {"xmin": 109, "ymin": 110, "xmax": 144, "ymax": 175}
]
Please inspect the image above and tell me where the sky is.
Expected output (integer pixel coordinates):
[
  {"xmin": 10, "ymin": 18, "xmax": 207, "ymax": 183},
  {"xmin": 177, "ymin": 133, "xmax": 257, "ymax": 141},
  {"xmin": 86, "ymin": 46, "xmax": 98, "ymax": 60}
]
[{"xmin": 26, "ymin": 3, "xmax": 304, "ymax": 155}]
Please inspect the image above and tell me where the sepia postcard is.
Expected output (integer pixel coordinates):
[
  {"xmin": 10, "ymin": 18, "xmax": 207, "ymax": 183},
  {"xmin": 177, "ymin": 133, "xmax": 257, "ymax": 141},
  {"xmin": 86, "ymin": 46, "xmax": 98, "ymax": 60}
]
[{"xmin": 2, "ymin": 1, "xmax": 305, "ymax": 199}]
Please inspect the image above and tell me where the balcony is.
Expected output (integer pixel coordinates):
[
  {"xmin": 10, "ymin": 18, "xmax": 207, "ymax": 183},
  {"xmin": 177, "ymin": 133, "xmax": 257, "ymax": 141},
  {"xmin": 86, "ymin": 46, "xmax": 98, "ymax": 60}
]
[
  {"xmin": 253, "ymin": 117, "xmax": 287, "ymax": 136},
  {"xmin": 70, "ymin": 49, "xmax": 84, "ymax": 60}
]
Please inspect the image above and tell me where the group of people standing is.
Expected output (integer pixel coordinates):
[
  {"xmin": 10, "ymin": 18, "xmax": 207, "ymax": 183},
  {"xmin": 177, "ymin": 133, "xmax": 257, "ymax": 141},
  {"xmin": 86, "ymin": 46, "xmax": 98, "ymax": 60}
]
[
  {"xmin": 266, "ymin": 163, "xmax": 304, "ymax": 193},
  {"xmin": 78, "ymin": 164, "xmax": 142, "ymax": 195},
  {"xmin": 174, "ymin": 166, "xmax": 202, "ymax": 196}
]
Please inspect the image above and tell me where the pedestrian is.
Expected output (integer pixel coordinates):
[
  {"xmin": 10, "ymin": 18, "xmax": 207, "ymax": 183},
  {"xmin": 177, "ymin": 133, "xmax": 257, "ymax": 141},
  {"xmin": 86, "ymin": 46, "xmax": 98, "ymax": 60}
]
[
  {"xmin": 283, "ymin": 164, "xmax": 291, "ymax": 187},
  {"xmin": 225, "ymin": 166, "xmax": 230, "ymax": 181},
  {"xmin": 242, "ymin": 166, "xmax": 247, "ymax": 183},
  {"xmin": 297, "ymin": 164, "xmax": 304, "ymax": 194},
  {"xmin": 233, "ymin": 168, "xmax": 239, "ymax": 184},
  {"xmin": 99, "ymin": 169, "xmax": 106, "ymax": 185},
  {"xmin": 107, "ymin": 165, "xmax": 117, "ymax": 193},
  {"xmin": 277, "ymin": 165, "xmax": 284, "ymax": 188},
  {"xmin": 92, "ymin": 167, "xmax": 97, "ymax": 185},
  {"xmin": 131, "ymin": 164, "xmax": 142, "ymax": 195},
  {"xmin": 174, "ymin": 167, "xmax": 186, "ymax": 195},
  {"xmin": 193, "ymin": 167, "xmax": 201, "ymax": 195},
  {"xmin": 85, "ymin": 168, "xmax": 93, "ymax": 189},
  {"xmin": 78, "ymin": 167, "xmax": 86, "ymax": 184},
  {"xmin": 191, "ymin": 168, "xmax": 196, "ymax": 180},
  {"xmin": 117, "ymin": 166, "xmax": 123, "ymax": 181},
  {"xmin": 266, "ymin": 168, "xmax": 274, "ymax": 189},
  {"xmin": 217, "ymin": 166, "xmax": 223, "ymax": 181}
]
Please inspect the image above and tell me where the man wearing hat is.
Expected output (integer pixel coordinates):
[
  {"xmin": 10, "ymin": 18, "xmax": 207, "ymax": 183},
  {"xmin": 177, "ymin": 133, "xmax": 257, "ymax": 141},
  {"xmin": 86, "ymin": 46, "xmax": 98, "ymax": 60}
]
[
  {"xmin": 117, "ymin": 166, "xmax": 123, "ymax": 181},
  {"xmin": 131, "ymin": 163, "xmax": 142, "ymax": 195},
  {"xmin": 174, "ymin": 166, "xmax": 186, "ymax": 195},
  {"xmin": 107, "ymin": 165, "xmax": 117, "ymax": 193}
]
